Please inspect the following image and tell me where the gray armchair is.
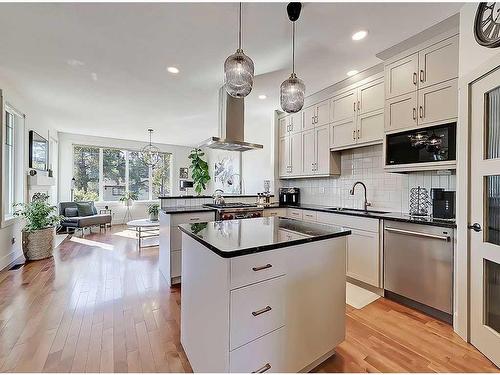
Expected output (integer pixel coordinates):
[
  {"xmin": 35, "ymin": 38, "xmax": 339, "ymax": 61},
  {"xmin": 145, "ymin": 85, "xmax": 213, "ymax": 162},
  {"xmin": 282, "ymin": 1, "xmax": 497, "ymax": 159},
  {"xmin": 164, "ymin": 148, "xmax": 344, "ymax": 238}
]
[{"xmin": 59, "ymin": 201, "xmax": 112, "ymax": 235}]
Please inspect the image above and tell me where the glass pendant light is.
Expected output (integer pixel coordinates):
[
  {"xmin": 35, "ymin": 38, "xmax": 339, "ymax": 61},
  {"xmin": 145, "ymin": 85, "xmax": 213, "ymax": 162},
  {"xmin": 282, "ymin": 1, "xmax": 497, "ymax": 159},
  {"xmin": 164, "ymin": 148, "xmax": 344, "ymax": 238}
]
[
  {"xmin": 141, "ymin": 129, "xmax": 161, "ymax": 168},
  {"xmin": 224, "ymin": 2, "xmax": 254, "ymax": 98},
  {"xmin": 281, "ymin": 3, "xmax": 305, "ymax": 114}
]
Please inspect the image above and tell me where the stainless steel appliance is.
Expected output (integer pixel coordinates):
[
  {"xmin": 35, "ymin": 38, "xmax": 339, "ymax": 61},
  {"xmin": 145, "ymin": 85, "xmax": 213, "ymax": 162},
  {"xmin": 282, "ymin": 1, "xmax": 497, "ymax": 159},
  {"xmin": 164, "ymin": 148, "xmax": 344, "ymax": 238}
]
[
  {"xmin": 384, "ymin": 221, "xmax": 453, "ymax": 323},
  {"xmin": 279, "ymin": 187, "xmax": 300, "ymax": 206},
  {"xmin": 386, "ymin": 122, "xmax": 456, "ymax": 166},
  {"xmin": 203, "ymin": 202, "xmax": 263, "ymax": 221},
  {"xmin": 431, "ymin": 188, "xmax": 456, "ymax": 220}
]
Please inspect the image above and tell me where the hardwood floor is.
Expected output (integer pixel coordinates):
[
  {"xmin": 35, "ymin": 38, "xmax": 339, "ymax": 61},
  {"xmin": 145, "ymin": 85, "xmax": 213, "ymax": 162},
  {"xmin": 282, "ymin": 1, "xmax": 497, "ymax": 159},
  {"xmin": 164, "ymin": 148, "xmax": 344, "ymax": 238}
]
[{"xmin": 0, "ymin": 225, "xmax": 496, "ymax": 373}]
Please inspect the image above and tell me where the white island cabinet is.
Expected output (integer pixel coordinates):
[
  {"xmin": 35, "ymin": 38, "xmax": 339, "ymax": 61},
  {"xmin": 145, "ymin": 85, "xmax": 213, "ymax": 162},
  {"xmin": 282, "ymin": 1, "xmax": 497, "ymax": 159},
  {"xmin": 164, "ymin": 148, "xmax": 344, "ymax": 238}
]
[{"xmin": 179, "ymin": 217, "xmax": 350, "ymax": 373}]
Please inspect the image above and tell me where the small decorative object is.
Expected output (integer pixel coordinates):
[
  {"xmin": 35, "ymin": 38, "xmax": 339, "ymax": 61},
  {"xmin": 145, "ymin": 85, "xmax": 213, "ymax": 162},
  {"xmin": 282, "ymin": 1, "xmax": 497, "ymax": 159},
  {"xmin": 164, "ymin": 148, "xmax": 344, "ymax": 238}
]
[
  {"xmin": 47, "ymin": 169, "xmax": 53, "ymax": 177},
  {"xmin": 179, "ymin": 167, "xmax": 189, "ymax": 179},
  {"xmin": 280, "ymin": 2, "xmax": 305, "ymax": 113},
  {"xmin": 29, "ymin": 169, "xmax": 37, "ymax": 176},
  {"xmin": 263, "ymin": 180, "xmax": 271, "ymax": 194},
  {"xmin": 148, "ymin": 203, "xmax": 160, "ymax": 222},
  {"xmin": 13, "ymin": 193, "xmax": 62, "ymax": 260},
  {"xmin": 189, "ymin": 148, "xmax": 211, "ymax": 195},
  {"xmin": 120, "ymin": 191, "xmax": 138, "ymax": 223},
  {"xmin": 140, "ymin": 129, "xmax": 161, "ymax": 167},
  {"xmin": 474, "ymin": 3, "xmax": 500, "ymax": 48},
  {"xmin": 409, "ymin": 186, "xmax": 431, "ymax": 217},
  {"xmin": 224, "ymin": 2, "xmax": 254, "ymax": 98}
]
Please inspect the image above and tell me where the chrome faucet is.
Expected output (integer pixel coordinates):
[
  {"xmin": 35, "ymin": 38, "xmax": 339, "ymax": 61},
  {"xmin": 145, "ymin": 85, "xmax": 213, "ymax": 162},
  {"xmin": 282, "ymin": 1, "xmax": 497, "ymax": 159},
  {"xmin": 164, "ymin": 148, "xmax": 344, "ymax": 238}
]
[{"xmin": 349, "ymin": 181, "xmax": 371, "ymax": 212}]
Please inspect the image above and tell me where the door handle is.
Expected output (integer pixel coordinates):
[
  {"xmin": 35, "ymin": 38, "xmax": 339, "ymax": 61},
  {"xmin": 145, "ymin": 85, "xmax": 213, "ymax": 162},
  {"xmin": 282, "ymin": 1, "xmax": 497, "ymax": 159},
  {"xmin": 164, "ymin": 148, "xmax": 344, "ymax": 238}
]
[
  {"xmin": 468, "ymin": 223, "xmax": 482, "ymax": 232},
  {"xmin": 419, "ymin": 106, "xmax": 424, "ymax": 119},
  {"xmin": 357, "ymin": 129, "xmax": 360, "ymax": 139},
  {"xmin": 413, "ymin": 107, "xmax": 417, "ymax": 120},
  {"xmin": 253, "ymin": 363, "xmax": 271, "ymax": 373},
  {"xmin": 353, "ymin": 102, "xmax": 356, "ymax": 112},
  {"xmin": 384, "ymin": 227, "xmax": 450, "ymax": 241},
  {"xmin": 420, "ymin": 69, "xmax": 425, "ymax": 83},
  {"xmin": 353, "ymin": 130, "xmax": 356, "ymax": 140},
  {"xmin": 413, "ymin": 72, "xmax": 417, "ymax": 85},
  {"xmin": 252, "ymin": 263, "xmax": 272, "ymax": 272}
]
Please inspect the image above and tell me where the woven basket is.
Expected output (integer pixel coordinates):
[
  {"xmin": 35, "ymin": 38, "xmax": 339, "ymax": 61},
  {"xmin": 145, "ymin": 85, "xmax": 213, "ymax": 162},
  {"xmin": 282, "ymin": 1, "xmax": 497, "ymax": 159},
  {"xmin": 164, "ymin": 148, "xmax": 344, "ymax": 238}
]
[{"xmin": 22, "ymin": 227, "xmax": 55, "ymax": 261}]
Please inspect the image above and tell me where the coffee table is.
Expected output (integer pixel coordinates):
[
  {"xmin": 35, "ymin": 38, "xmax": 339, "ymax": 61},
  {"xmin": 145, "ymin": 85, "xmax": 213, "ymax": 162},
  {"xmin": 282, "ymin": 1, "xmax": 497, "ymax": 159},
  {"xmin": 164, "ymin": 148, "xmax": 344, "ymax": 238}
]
[{"xmin": 127, "ymin": 219, "xmax": 160, "ymax": 250}]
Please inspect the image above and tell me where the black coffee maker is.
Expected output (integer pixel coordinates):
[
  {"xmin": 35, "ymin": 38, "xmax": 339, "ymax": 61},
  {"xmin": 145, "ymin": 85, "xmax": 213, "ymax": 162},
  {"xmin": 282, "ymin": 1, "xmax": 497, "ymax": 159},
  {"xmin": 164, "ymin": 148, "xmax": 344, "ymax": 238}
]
[
  {"xmin": 431, "ymin": 188, "xmax": 455, "ymax": 220},
  {"xmin": 279, "ymin": 187, "xmax": 300, "ymax": 206}
]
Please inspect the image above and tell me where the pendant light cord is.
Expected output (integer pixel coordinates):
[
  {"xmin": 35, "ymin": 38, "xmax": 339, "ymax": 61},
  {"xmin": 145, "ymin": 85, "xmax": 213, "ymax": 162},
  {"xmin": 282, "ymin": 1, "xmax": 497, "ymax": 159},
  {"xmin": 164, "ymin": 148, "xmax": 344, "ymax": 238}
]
[
  {"xmin": 292, "ymin": 21, "xmax": 295, "ymax": 74},
  {"xmin": 238, "ymin": 2, "xmax": 242, "ymax": 50}
]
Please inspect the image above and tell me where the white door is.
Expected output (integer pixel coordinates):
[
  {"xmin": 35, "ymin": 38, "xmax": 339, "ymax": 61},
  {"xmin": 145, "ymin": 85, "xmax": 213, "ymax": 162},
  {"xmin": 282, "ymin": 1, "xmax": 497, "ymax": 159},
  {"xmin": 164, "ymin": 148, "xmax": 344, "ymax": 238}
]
[
  {"xmin": 301, "ymin": 129, "xmax": 316, "ymax": 175},
  {"xmin": 346, "ymin": 229, "xmax": 380, "ymax": 287},
  {"xmin": 418, "ymin": 78, "xmax": 458, "ymax": 127},
  {"xmin": 278, "ymin": 136, "xmax": 289, "ymax": 177},
  {"xmin": 302, "ymin": 106, "xmax": 316, "ymax": 131},
  {"xmin": 315, "ymin": 100, "xmax": 330, "ymax": 127},
  {"xmin": 314, "ymin": 125, "xmax": 330, "ymax": 175},
  {"xmin": 470, "ymin": 67, "xmax": 500, "ymax": 367},
  {"xmin": 384, "ymin": 53, "xmax": 418, "ymax": 99},
  {"xmin": 384, "ymin": 92, "xmax": 418, "ymax": 132},
  {"xmin": 331, "ymin": 90, "xmax": 357, "ymax": 124},
  {"xmin": 418, "ymin": 35, "xmax": 459, "ymax": 89},
  {"xmin": 289, "ymin": 132, "xmax": 302, "ymax": 177}
]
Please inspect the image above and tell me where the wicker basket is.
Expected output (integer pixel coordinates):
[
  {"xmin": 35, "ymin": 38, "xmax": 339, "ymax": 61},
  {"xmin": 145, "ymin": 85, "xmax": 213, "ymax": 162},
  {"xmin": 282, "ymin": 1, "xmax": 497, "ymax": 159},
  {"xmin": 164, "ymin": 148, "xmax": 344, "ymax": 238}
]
[{"xmin": 22, "ymin": 227, "xmax": 55, "ymax": 260}]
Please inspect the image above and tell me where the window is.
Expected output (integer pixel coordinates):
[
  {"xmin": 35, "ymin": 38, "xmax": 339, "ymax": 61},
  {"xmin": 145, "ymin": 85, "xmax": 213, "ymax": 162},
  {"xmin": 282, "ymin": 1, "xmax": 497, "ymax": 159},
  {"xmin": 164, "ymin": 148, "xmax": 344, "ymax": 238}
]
[
  {"xmin": 73, "ymin": 146, "xmax": 100, "ymax": 201},
  {"xmin": 72, "ymin": 145, "xmax": 171, "ymax": 202},
  {"xmin": 2, "ymin": 103, "xmax": 25, "ymax": 223},
  {"xmin": 103, "ymin": 148, "xmax": 125, "ymax": 201}
]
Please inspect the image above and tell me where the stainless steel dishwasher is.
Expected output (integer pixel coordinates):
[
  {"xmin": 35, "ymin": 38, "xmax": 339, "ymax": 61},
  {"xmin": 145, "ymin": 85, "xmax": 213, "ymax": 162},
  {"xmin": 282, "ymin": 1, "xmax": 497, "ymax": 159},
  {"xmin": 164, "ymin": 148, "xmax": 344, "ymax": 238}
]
[{"xmin": 383, "ymin": 220, "xmax": 453, "ymax": 323}]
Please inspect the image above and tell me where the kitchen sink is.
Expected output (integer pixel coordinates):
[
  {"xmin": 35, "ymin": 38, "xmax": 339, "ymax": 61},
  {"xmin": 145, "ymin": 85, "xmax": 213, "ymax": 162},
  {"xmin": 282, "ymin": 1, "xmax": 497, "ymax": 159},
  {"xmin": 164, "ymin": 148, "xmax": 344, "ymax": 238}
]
[{"xmin": 327, "ymin": 207, "xmax": 389, "ymax": 215}]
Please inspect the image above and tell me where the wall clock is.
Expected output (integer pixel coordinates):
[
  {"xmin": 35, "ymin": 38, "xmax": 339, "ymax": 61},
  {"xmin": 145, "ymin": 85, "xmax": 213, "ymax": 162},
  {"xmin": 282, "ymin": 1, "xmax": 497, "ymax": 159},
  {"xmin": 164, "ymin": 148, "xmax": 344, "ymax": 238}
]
[{"xmin": 474, "ymin": 2, "xmax": 500, "ymax": 48}]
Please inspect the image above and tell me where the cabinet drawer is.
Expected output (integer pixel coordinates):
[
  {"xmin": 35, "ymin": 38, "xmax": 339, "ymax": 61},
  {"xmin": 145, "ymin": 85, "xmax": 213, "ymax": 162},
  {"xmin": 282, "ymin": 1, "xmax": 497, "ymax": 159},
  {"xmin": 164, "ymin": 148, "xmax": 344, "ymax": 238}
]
[
  {"xmin": 170, "ymin": 212, "xmax": 215, "ymax": 226},
  {"xmin": 316, "ymin": 211, "xmax": 379, "ymax": 233},
  {"xmin": 171, "ymin": 250, "xmax": 182, "ymax": 278},
  {"xmin": 277, "ymin": 229, "xmax": 308, "ymax": 242},
  {"xmin": 287, "ymin": 208, "xmax": 303, "ymax": 220},
  {"xmin": 263, "ymin": 208, "xmax": 287, "ymax": 218},
  {"xmin": 229, "ymin": 326, "xmax": 285, "ymax": 373},
  {"xmin": 230, "ymin": 276, "xmax": 286, "ymax": 350},
  {"xmin": 302, "ymin": 211, "xmax": 317, "ymax": 222},
  {"xmin": 230, "ymin": 250, "xmax": 286, "ymax": 289}
]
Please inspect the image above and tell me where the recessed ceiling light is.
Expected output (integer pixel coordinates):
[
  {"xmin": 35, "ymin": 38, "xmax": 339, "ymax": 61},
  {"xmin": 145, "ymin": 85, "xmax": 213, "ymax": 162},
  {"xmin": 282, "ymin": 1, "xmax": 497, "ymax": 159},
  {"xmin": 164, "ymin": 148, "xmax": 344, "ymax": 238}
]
[
  {"xmin": 352, "ymin": 30, "xmax": 368, "ymax": 41},
  {"xmin": 347, "ymin": 70, "xmax": 359, "ymax": 77},
  {"xmin": 258, "ymin": 95, "xmax": 267, "ymax": 100},
  {"xmin": 167, "ymin": 66, "xmax": 179, "ymax": 74}
]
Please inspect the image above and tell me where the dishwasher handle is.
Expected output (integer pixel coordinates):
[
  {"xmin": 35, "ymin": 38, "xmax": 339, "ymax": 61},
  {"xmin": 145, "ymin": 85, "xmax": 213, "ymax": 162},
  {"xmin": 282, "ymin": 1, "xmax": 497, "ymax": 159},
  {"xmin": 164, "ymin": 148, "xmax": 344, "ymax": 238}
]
[{"xmin": 384, "ymin": 227, "xmax": 450, "ymax": 242}]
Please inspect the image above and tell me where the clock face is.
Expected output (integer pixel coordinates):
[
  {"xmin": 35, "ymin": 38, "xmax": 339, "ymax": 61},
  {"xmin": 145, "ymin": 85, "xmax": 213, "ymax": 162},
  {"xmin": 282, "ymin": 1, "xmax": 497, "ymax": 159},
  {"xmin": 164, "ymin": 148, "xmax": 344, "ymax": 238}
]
[{"xmin": 475, "ymin": 2, "xmax": 500, "ymax": 48}]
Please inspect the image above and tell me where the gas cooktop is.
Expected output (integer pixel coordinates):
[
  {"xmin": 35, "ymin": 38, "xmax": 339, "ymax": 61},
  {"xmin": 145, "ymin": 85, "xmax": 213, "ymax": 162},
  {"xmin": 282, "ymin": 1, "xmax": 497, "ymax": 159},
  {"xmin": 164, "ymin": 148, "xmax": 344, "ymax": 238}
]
[{"xmin": 204, "ymin": 202, "xmax": 258, "ymax": 210}]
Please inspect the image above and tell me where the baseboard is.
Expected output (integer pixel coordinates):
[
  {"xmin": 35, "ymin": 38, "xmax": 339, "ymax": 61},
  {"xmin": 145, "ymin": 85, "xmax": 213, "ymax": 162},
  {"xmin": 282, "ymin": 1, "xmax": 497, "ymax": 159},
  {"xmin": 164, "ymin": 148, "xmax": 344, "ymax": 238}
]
[
  {"xmin": 347, "ymin": 276, "xmax": 384, "ymax": 296},
  {"xmin": 0, "ymin": 250, "xmax": 24, "ymax": 272}
]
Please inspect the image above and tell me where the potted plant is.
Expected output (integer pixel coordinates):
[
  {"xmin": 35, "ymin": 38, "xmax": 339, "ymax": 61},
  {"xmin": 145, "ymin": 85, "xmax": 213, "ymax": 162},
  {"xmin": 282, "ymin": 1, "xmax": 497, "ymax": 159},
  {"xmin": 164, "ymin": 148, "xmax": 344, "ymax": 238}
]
[
  {"xmin": 14, "ymin": 193, "xmax": 62, "ymax": 261},
  {"xmin": 120, "ymin": 191, "xmax": 138, "ymax": 207},
  {"xmin": 148, "ymin": 203, "xmax": 160, "ymax": 222},
  {"xmin": 188, "ymin": 148, "xmax": 210, "ymax": 195}
]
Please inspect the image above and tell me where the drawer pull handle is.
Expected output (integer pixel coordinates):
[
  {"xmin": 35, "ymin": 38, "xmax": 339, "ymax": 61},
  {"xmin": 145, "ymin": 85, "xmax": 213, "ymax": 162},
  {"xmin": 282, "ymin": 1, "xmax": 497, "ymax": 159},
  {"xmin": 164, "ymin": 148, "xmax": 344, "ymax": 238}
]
[
  {"xmin": 252, "ymin": 306, "xmax": 272, "ymax": 317},
  {"xmin": 253, "ymin": 363, "xmax": 271, "ymax": 373},
  {"xmin": 190, "ymin": 217, "xmax": 200, "ymax": 221},
  {"xmin": 252, "ymin": 264, "xmax": 272, "ymax": 272}
]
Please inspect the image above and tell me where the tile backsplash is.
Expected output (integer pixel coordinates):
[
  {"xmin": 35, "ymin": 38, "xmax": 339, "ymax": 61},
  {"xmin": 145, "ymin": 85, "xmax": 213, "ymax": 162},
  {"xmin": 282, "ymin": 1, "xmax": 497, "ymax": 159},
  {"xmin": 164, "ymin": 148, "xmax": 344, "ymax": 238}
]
[{"xmin": 281, "ymin": 144, "xmax": 456, "ymax": 213}]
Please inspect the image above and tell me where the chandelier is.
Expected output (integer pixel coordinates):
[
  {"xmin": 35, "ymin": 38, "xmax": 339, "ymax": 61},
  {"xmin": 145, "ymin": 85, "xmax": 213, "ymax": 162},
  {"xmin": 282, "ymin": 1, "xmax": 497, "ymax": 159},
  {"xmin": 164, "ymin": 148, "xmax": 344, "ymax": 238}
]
[{"xmin": 141, "ymin": 129, "xmax": 161, "ymax": 168}]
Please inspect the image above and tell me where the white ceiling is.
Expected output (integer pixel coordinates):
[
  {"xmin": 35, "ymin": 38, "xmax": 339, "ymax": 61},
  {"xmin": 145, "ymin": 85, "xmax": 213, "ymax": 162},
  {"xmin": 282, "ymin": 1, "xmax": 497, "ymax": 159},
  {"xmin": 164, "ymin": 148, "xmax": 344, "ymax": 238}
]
[{"xmin": 0, "ymin": 2, "xmax": 463, "ymax": 146}]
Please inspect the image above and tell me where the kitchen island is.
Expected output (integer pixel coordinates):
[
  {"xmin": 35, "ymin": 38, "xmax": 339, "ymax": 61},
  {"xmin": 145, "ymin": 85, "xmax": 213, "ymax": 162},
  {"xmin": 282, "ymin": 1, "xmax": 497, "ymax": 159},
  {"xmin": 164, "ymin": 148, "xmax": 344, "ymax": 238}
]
[{"xmin": 179, "ymin": 217, "xmax": 351, "ymax": 373}]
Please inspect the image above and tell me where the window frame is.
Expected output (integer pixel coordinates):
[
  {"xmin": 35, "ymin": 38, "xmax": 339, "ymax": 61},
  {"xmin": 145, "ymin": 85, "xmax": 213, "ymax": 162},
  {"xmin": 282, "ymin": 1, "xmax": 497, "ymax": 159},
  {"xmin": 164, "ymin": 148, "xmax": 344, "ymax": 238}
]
[
  {"xmin": 1, "ymin": 96, "xmax": 26, "ymax": 228},
  {"xmin": 72, "ymin": 143, "xmax": 172, "ymax": 203}
]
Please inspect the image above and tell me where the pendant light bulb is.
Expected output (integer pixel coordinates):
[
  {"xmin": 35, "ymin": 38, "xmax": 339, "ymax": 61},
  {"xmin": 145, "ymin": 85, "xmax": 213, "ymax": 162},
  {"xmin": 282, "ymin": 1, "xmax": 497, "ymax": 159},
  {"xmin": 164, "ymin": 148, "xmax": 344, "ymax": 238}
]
[
  {"xmin": 281, "ymin": 4, "xmax": 305, "ymax": 113},
  {"xmin": 224, "ymin": 2, "xmax": 254, "ymax": 98}
]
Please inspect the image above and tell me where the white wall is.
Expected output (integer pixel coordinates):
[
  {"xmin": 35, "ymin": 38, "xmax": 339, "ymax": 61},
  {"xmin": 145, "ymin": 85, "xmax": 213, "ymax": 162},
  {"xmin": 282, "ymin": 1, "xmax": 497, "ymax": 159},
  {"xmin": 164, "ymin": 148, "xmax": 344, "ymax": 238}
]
[{"xmin": 0, "ymin": 76, "xmax": 58, "ymax": 270}]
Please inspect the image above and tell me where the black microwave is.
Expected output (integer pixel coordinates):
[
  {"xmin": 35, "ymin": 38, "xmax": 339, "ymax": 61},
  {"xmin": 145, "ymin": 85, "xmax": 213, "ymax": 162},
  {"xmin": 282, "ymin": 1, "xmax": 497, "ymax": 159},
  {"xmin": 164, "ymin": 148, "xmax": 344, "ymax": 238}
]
[{"xmin": 386, "ymin": 123, "xmax": 456, "ymax": 166}]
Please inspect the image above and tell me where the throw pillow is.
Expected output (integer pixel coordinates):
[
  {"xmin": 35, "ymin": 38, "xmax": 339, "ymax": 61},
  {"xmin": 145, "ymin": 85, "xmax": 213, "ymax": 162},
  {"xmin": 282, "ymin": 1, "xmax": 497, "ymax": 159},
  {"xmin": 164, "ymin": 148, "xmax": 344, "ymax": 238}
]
[
  {"xmin": 76, "ymin": 202, "xmax": 94, "ymax": 217},
  {"xmin": 64, "ymin": 207, "xmax": 78, "ymax": 217}
]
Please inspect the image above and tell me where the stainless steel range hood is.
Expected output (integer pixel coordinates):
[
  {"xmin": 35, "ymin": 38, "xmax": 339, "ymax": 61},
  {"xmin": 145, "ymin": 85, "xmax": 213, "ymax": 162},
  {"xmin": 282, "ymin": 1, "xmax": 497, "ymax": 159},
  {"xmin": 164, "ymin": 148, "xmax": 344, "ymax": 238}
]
[{"xmin": 198, "ymin": 88, "xmax": 263, "ymax": 152}]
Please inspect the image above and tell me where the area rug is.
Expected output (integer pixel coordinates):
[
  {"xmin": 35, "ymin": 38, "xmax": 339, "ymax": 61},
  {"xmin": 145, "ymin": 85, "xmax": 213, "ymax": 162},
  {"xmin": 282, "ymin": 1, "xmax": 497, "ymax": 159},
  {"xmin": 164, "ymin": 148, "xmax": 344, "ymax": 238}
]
[{"xmin": 346, "ymin": 282, "xmax": 380, "ymax": 309}]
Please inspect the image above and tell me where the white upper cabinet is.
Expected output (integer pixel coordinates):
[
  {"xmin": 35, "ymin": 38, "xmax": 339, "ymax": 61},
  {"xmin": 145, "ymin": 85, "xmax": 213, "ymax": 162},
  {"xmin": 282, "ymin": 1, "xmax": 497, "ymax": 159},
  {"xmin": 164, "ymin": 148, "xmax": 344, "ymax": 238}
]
[
  {"xmin": 278, "ymin": 117, "xmax": 288, "ymax": 138},
  {"xmin": 278, "ymin": 136, "xmax": 290, "ymax": 178},
  {"xmin": 301, "ymin": 129, "xmax": 316, "ymax": 175},
  {"xmin": 330, "ymin": 77, "xmax": 384, "ymax": 150},
  {"xmin": 384, "ymin": 53, "xmax": 418, "ymax": 99},
  {"xmin": 385, "ymin": 92, "xmax": 418, "ymax": 132},
  {"xmin": 289, "ymin": 132, "xmax": 302, "ymax": 176},
  {"xmin": 315, "ymin": 125, "xmax": 331, "ymax": 175},
  {"xmin": 279, "ymin": 113, "xmax": 302, "ymax": 137},
  {"xmin": 302, "ymin": 100, "xmax": 330, "ymax": 130},
  {"xmin": 418, "ymin": 35, "xmax": 459, "ymax": 89},
  {"xmin": 418, "ymin": 78, "xmax": 458, "ymax": 127},
  {"xmin": 331, "ymin": 90, "xmax": 357, "ymax": 124}
]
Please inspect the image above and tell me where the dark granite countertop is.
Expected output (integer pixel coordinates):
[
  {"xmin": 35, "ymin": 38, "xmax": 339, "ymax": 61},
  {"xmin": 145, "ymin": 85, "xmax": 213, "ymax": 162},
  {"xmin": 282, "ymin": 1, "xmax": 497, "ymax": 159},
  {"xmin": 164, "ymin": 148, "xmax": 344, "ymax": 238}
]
[
  {"xmin": 263, "ymin": 203, "xmax": 456, "ymax": 229},
  {"xmin": 159, "ymin": 194, "xmax": 273, "ymax": 199},
  {"xmin": 178, "ymin": 217, "xmax": 351, "ymax": 258},
  {"xmin": 162, "ymin": 206, "xmax": 217, "ymax": 214}
]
